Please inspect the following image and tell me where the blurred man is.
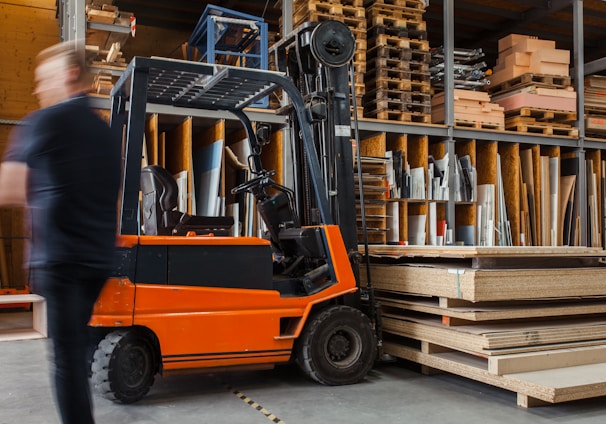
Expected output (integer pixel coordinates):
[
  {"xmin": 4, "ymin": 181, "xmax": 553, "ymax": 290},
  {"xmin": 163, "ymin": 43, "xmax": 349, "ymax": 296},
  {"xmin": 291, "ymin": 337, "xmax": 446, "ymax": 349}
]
[{"xmin": 0, "ymin": 41, "xmax": 121, "ymax": 424}]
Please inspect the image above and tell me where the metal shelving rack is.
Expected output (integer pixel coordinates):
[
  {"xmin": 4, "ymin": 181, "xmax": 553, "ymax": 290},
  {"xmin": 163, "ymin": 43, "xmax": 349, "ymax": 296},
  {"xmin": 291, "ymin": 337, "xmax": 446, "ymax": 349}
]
[{"xmin": 60, "ymin": 0, "xmax": 602, "ymax": 246}]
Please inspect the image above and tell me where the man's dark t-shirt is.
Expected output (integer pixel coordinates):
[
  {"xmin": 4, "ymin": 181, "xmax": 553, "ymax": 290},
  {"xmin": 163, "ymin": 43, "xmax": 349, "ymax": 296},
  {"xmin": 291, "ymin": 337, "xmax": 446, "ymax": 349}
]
[{"xmin": 5, "ymin": 96, "xmax": 121, "ymax": 270}]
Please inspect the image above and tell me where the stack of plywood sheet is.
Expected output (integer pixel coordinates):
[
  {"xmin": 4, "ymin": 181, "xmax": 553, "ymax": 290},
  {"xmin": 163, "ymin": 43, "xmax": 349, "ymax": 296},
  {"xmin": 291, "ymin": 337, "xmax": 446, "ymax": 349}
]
[
  {"xmin": 363, "ymin": 0, "xmax": 431, "ymax": 123},
  {"xmin": 363, "ymin": 245, "xmax": 606, "ymax": 407},
  {"xmin": 585, "ymin": 75, "xmax": 606, "ymax": 137},
  {"xmin": 431, "ymin": 89, "xmax": 504, "ymax": 130}
]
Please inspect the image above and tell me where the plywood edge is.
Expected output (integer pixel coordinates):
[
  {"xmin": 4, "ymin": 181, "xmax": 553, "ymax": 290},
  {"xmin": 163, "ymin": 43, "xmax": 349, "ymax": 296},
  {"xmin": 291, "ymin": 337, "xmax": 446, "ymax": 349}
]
[
  {"xmin": 384, "ymin": 341, "xmax": 606, "ymax": 406},
  {"xmin": 489, "ymin": 345, "xmax": 606, "ymax": 375}
]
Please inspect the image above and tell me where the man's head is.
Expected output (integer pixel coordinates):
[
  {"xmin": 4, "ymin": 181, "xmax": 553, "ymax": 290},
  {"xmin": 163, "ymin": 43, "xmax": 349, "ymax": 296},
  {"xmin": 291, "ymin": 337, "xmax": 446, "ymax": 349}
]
[{"xmin": 33, "ymin": 41, "xmax": 90, "ymax": 108}]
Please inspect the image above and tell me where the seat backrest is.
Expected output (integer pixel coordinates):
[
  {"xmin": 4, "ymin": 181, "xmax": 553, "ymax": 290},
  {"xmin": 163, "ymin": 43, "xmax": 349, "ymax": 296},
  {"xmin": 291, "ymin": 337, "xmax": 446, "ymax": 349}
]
[
  {"xmin": 141, "ymin": 165, "xmax": 181, "ymax": 235},
  {"xmin": 140, "ymin": 165, "xmax": 234, "ymax": 236}
]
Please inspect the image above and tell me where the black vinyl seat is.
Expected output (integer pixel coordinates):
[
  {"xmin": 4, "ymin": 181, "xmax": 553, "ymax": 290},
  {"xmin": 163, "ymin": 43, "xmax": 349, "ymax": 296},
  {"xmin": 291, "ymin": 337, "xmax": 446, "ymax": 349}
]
[{"xmin": 140, "ymin": 165, "xmax": 234, "ymax": 236}]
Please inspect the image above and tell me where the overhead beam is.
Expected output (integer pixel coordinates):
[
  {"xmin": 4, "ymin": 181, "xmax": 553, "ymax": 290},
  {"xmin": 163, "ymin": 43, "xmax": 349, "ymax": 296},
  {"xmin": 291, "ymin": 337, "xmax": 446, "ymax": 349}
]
[
  {"xmin": 581, "ymin": 57, "xmax": 606, "ymax": 75},
  {"xmin": 472, "ymin": 0, "xmax": 572, "ymax": 50}
]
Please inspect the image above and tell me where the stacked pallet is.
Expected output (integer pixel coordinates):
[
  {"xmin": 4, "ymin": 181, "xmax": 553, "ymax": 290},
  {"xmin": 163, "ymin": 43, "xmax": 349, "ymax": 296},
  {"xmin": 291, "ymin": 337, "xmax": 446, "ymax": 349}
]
[
  {"xmin": 431, "ymin": 89, "xmax": 504, "ymax": 130},
  {"xmin": 355, "ymin": 156, "xmax": 389, "ymax": 244},
  {"xmin": 292, "ymin": 0, "xmax": 367, "ymax": 116},
  {"xmin": 585, "ymin": 75, "xmax": 606, "ymax": 137},
  {"xmin": 488, "ymin": 34, "xmax": 577, "ymax": 137},
  {"xmin": 363, "ymin": 0, "xmax": 431, "ymax": 122},
  {"xmin": 363, "ymin": 245, "xmax": 606, "ymax": 407}
]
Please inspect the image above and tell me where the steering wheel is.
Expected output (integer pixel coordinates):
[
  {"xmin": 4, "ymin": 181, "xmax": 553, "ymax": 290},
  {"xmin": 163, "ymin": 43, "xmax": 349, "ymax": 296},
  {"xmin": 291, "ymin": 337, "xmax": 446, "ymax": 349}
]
[{"xmin": 231, "ymin": 170, "xmax": 276, "ymax": 195}]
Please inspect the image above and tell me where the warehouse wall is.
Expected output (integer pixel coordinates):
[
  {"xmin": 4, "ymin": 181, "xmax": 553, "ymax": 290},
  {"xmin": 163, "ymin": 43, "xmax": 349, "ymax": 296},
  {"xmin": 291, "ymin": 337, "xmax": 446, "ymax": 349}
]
[{"xmin": 0, "ymin": 0, "xmax": 58, "ymax": 289}]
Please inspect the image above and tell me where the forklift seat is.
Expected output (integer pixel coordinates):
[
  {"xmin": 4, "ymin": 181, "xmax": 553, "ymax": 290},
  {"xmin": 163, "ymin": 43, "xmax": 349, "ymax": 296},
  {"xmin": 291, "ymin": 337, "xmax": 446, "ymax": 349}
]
[{"xmin": 140, "ymin": 165, "xmax": 234, "ymax": 236}]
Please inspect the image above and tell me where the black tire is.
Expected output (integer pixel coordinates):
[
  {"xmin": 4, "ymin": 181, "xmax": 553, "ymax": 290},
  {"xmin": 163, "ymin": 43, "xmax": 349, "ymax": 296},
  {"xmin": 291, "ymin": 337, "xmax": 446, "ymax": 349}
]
[
  {"xmin": 91, "ymin": 329, "xmax": 157, "ymax": 404},
  {"xmin": 295, "ymin": 305, "xmax": 377, "ymax": 385}
]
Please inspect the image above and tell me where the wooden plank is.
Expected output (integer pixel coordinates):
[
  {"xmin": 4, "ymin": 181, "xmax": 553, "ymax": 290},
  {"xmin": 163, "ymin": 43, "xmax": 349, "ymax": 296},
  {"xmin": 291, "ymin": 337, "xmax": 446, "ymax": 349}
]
[
  {"xmin": 165, "ymin": 117, "xmax": 193, "ymax": 213},
  {"xmin": 0, "ymin": 294, "xmax": 46, "ymax": 341},
  {"xmin": 488, "ymin": 345, "xmax": 606, "ymax": 375},
  {"xmin": 145, "ymin": 114, "xmax": 159, "ymax": 166}
]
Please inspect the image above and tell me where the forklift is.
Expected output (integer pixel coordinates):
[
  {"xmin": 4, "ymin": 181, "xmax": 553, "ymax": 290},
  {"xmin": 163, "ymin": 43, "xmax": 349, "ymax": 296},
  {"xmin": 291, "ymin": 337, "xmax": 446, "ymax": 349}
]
[{"xmin": 90, "ymin": 21, "xmax": 378, "ymax": 404}]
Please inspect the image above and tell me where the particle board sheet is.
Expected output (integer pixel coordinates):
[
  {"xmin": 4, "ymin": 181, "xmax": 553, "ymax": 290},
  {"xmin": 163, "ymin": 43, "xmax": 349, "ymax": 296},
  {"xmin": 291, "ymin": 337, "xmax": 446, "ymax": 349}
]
[
  {"xmin": 377, "ymin": 292, "xmax": 606, "ymax": 322},
  {"xmin": 383, "ymin": 341, "xmax": 606, "ymax": 406},
  {"xmin": 364, "ymin": 263, "xmax": 606, "ymax": 302},
  {"xmin": 382, "ymin": 314, "xmax": 606, "ymax": 352},
  {"xmin": 364, "ymin": 244, "xmax": 604, "ymax": 259}
]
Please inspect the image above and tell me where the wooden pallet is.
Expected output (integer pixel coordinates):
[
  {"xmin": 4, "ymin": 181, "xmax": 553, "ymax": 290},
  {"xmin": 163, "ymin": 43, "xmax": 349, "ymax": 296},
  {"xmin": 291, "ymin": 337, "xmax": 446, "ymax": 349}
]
[
  {"xmin": 367, "ymin": 33, "xmax": 412, "ymax": 49},
  {"xmin": 384, "ymin": 339, "xmax": 606, "ymax": 407},
  {"xmin": 294, "ymin": 11, "xmax": 367, "ymax": 31},
  {"xmin": 366, "ymin": 67, "xmax": 413, "ymax": 82},
  {"xmin": 368, "ymin": 24, "xmax": 410, "ymax": 40},
  {"xmin": 411, "ymin": 49, "xmax": 431, "ymax": 64},
  {"xmin": 505, "ymin": 117, "xmax": 579, "ymax": 137},
  {"xmin": 366, "ymin": 56, "xmax": 411, "ymax": 72},
  {"xmin": 403, "ymin": 101, "xmax": 431, "ymax": 115},
  {"xmin": 488, "ymin": 73, "xmax": 572, "ymax": 95},
  {"xmin": 301, "ymin": 0, "xmax": 364, "ymax": 6},
  {"xmin": 366, "ymin": 3, "xmax": 426, "ymax": 22},
  {"xmin": 294, "ymin": 1, "xmax": 365, "ymax": 18},
  {"xmin": 367, "ymin": 44, "xmax": 413, "ymax": 61},
  {"xmin": 367, "ymin": 16, "xmax": 427, "ymax": 32},
  {"xmin": 364, "ymin": 108, "xmax": 431, "ymax": 123},
  {"xmin": 410, "ymin": 70, "xmax": 431, "ymax": 83},
  {"xmin": 365, "ymin": 0, "xmax": 426, "ymax": 10},
  {"xmin": 366, "ymin": 77, "xmax": 413, "ymax": 92},
  {"xmin": 505, "ymin": 107, "xmax": 576, "ymax": 124},
  {"xmin": 453, "ymin": 119, "xmax": 505, "ymax": 131}
]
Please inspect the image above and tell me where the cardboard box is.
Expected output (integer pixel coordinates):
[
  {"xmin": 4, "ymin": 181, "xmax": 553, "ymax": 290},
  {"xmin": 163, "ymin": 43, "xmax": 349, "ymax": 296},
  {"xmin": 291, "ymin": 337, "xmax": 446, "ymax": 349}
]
[
  {"xmin": 513, "ymin": 38, "xmax": 557, "ymax": 53},
  {"xmin": 498, "ymin": 34, "xmax": 534, "ymax": 53},
  {"xmin": 530, "ymin": 48, "xmax": 570, "ymax": 65},
  {"xmin": 528, "ymin": 62, "xmax": 569, "ymax": 76}
]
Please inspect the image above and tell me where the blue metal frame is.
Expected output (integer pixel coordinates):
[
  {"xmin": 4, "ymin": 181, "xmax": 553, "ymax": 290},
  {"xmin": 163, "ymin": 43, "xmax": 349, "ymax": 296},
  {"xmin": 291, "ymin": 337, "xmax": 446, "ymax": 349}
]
[{"xmin": 187, "ymin": 5, "xmax": 269, "ymax": 107}]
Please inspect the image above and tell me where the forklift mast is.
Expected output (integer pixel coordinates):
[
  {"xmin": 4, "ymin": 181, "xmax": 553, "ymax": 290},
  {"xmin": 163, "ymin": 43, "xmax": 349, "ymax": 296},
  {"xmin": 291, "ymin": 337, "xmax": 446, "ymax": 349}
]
[{"xmin": 271, "ymin": 21, "xmax": 361, "ymax": 284}]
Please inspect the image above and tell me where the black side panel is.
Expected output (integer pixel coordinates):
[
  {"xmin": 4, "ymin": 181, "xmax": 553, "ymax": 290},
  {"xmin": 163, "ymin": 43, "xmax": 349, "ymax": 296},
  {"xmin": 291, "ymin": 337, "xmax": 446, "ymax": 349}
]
[
  {"xmin": 135, "ymin": 245, "xmax": 168, "ymax": 284},
  {"xmin": 167, "ymin": 245, "xmax": 273, "ymax": 289}
]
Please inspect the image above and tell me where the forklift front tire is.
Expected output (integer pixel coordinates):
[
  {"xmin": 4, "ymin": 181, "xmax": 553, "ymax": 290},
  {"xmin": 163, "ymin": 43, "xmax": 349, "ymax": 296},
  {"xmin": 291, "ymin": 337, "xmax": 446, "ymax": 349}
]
[
  {"xmin": 296, "ymin": 305, "xmax": 377, "ymax": 385},
  {"xmin": 91, "ymin": 329, "xmax": 157, "ymax": 404}
]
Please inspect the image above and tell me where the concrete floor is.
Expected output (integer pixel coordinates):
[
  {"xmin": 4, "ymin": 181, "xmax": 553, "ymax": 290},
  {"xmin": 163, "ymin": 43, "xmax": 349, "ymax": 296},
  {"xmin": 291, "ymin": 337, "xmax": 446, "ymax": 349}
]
[{"xmin": 2, "ymin": 314, "xmax": 606, "ymax": 424}]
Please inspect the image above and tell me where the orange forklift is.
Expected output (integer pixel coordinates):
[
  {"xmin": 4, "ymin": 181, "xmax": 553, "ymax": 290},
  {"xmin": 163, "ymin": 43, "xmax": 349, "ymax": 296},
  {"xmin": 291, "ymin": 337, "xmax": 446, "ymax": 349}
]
[{"xmin": 90, "ymin": 21, "xmax": 378, "ymax": 403}]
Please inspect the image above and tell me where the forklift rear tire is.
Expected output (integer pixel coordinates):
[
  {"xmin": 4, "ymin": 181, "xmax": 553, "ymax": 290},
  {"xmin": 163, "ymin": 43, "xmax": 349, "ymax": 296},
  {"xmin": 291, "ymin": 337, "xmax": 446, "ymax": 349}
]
[
  {"xmin": 296, "ymin": 305, "xmax": 377, "ymax": 385},
  {"xmin": 91, "ymin": 329, "xmax": 157, "ymax": 404}
]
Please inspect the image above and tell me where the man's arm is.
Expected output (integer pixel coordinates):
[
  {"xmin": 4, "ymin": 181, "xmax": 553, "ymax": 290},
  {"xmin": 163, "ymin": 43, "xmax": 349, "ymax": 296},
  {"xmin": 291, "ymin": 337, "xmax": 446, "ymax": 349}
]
[{"xmin": 0, "ymin": 161, "xmax": 28, "ymax": 207}]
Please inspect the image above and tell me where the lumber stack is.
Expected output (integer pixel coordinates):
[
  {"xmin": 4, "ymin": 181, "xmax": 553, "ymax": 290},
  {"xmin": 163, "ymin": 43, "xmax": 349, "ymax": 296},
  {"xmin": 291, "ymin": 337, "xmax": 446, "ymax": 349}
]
[
  {"xmin": 488, "ymin": 34, "xmax": 578, "ymax": 137},
  {"xmin": 364, "ymin": 245, "xmax": 606, "ymax": 407},
  {"xmin": 585, "ymin": 75, "xmax": 606, "ymax": 138},
  {"xmin": 86, "ymin": 43, "xmax": 127, "ymax": 96},
  {"xmin": 363, "ymin": 0, "xmax": 431, "ymax": 122},
  {"xmin": 431, "ymin": 89, "xmax": 504, "ymax": 130},
  {"xmin": 291, "ymin": 0, "xmax": 367, "ymax": 117}
]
